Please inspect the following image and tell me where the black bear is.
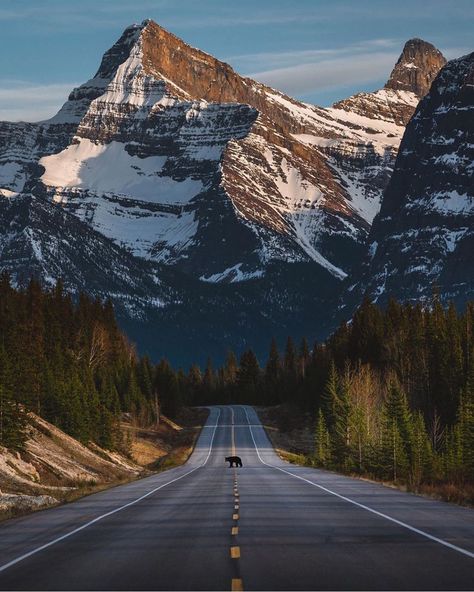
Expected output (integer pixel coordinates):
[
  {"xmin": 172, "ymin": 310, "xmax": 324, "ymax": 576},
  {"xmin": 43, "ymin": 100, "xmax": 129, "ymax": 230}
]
[{"xmin": 225, "ymin": 456, "xmax": 243, "ymax": 467}]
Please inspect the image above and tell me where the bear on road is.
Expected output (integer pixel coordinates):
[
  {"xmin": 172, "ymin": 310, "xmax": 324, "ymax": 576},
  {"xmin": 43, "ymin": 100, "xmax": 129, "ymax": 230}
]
[{"xmin": 225, "ymin": 456, "xmax": 243, "ymax": 467}]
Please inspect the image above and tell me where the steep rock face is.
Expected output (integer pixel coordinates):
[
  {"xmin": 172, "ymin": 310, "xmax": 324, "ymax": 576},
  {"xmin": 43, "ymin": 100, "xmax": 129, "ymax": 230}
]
[
  {"xmin": 385, "ymin": 38, "xmax": 447, "ymax": 98},
  {"xmin": 0, "ymin": 191, "xmax": 175, "ymax": 317},
  {"xmin": 0, "ymin": 21, "xmax": 451, "ymax": 362},
  {"xmin": 334, "ymin": 39, "xmax": 446, "ymax": 126},
  {"xmin": 34, "ymin": 22, "xmax": 446, "ymax": 282},
  {"xmin": 348, "ymin": 52, "xmax": 474, "ymax": 308}
]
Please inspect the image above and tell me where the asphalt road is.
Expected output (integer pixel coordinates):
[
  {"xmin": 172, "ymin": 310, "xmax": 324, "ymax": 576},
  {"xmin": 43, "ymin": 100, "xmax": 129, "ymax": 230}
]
[{"xmin": 0, "ymin": 405, "xmax": 473, "ymax": 591}]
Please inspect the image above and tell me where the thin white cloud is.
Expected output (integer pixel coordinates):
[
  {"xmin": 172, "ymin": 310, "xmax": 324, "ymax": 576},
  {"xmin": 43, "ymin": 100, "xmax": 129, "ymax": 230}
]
[
  {"xmin": 243, "ymin": 42, "xmax": 470, "ymax": 98},
  {"xmin": 0, "ymin": 82, "xmax": 76, "ymax": 122},
  {"xmin": 249, "ymin": 52, "xmax": 399, "ymax": 97},
  {"xmin": 0, "ymin": 3, "xmax": 328, "ymax": 30},
  {"xmin": 227, "ymin": 39, "xmax": 400, "ymax": 70}
]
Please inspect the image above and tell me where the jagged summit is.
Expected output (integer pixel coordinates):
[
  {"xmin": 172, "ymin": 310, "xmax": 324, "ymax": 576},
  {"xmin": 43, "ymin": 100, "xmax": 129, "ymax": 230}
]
[
  {"xmin": 384, "ymin": 37, "xmax": 447, "ymax": 97},
  {"xmin": 333, "ymin": 38, "xmax": 446, "ymax": 126},
  {"xmin": 0, "ymin": 21, "xmax": 465, "ymax": 363},
  {"xmin": 347, "ymin": 51, "xmax": 474, "ymax": 309}
]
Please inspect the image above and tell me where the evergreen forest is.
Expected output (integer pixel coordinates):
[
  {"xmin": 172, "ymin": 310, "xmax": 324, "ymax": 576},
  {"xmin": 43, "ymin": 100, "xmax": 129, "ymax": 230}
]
[{"xmin": 1, "ymin": 275, "xmax": 472, "ymax": 495}]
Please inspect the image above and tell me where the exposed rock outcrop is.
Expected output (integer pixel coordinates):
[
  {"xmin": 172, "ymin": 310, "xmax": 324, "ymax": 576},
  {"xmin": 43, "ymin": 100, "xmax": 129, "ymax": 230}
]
[
  {"xmin": 346, "ymin": 52, "xmax": 474, "ymax": 308},
  {"xmin": 385, "ymin": 38, "xmax": 447, "ymax": 98},
  {"xmin": 0, "ymin": 413, "xmax": 141, "ymax": 516},
  {"xmin": 0, "ymin": 21, "xmax": 452, "ymax": 362}
]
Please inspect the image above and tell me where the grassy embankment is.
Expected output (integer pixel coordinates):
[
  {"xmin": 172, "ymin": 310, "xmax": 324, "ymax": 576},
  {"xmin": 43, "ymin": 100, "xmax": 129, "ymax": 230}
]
[{"xmin": 0, "ymin": 407, "xmax": 209, "ymax": 523}]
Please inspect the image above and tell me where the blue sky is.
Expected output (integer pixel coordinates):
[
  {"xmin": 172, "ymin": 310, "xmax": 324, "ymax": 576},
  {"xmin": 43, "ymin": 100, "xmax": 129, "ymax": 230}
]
[{"xmin": 0, "ymin": 0, "xmax": 472, "ymax": 121}]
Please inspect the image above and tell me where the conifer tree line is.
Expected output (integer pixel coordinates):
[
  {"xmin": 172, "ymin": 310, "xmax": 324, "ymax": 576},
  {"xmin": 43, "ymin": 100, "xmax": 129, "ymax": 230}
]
[
  {"xmin": 0, "ymin": 275, "xmax": 188, "ymax": 451},
  {"xmin": 1, "ymin": 274, "xmax": 472, "ymax": 489},
  {"xmin": 189, "ymin": 298, "xmax": 474, "ymax": 487}
]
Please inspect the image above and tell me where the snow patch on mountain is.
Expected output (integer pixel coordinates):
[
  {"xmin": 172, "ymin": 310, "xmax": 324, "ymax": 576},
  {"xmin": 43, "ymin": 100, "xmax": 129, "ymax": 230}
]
[
  {"xmin": 41, "ymin": 140, "xmax": 203, "ymax": 204},
  {"xmin": 200, "ymin": 263, "xmax": 264, "ymax": 283},
  {"xmin": 433, "ymin": 191, "xmax": 473, "ymax": 214},
  {"xmin": 347, "ymin": 51, "xmax": 474, "ymax": 309},
  {"xmin": 60, "ymin": 194, "xmax": 199, "ymax": 260},
  {"xmin": 0, "ymin": 162, "xmax": 27, "ymax": 192}
]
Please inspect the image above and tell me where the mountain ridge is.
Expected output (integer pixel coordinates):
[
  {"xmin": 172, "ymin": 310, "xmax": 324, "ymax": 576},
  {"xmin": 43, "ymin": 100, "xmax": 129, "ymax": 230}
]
[
  {"xmin": 345, "ymin": 50, "xmax": 474, "ymax": 310},
  {"xmin": 0, "ymin": 21, "xmax": 457, "ymax": 364}
]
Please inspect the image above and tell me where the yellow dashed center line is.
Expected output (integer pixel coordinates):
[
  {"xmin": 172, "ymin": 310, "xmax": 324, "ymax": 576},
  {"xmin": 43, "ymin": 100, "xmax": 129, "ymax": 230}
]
[
  {"xmin": 232, "ymin": 578, "xmax": 244, "ymax": 591},
  {"xmin": 229, "ymin": 410, "xmax": 243, "ymax": 592},
  {"xmin": 230, "ymin": 546, "xmax": 241, "ymax": 559}
]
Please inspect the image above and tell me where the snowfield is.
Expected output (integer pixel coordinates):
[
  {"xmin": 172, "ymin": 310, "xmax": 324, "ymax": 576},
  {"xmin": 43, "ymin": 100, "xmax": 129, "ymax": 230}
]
[{"xmin": 41, "ymin": 140, "xmax": 203, "ymax": 204}]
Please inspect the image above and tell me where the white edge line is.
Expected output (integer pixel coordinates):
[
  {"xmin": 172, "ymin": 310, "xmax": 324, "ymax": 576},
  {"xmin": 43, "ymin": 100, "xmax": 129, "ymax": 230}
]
[
  {"xmin": 0, "ymin": 408, "xmax": 222, "ymax": 574},
  {"xmin": 242, "ymin": 405, "xmax": 474, "ymax": 561}
]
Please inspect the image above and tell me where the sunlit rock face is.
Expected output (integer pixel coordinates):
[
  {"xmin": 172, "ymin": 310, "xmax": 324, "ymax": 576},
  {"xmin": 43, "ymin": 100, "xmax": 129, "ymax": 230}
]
[
  {"xmin": 384, "ymin": 38, "xmax": 447, "ymax": 99},
  {"xmin": 0, "ymin": 21, "xmax": 452, "ymax": 362}
]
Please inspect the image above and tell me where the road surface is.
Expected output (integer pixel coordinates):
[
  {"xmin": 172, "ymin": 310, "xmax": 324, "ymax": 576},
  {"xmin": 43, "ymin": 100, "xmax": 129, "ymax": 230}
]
[{"xmin": 0, "ymin": 405, "xmax": 473, "ymax": 590}]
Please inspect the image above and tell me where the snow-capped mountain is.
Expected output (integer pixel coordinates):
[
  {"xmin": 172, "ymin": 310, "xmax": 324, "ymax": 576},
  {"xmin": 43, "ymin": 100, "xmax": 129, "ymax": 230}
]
[
  {"xmin": 346, "ymin": 51, "xmax": 474, "ymax": 308},
  {"xmin": 0, "ymin": 21, "xmax": 450, "ymax": 362}
]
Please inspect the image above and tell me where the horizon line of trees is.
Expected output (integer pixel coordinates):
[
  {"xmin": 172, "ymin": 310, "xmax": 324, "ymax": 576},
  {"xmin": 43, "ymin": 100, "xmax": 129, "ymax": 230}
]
[
  {"xmin": 1, "ymin": 275, "xmax": 472, "ymax": 489},
  {"xmin": 185, "ymin": 297, "xmax": 474, "ymax": 487}
]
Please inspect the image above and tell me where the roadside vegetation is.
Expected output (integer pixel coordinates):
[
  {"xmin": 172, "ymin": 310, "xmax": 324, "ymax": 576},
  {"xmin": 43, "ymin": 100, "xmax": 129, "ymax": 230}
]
[
  {"xmin": 0, "ymin": 273, "xmax": 205, "ymax": 452},
  {"xmin": 187, "ymin": 298, "xmax": 474, "ymax": 505},
  {"xmin": 0, "ymin": 274, "xmax": 206, "ymax": 519},
  {"xmin": 0, "ymin": 272, "xmax": 472, "ymax": 506}
]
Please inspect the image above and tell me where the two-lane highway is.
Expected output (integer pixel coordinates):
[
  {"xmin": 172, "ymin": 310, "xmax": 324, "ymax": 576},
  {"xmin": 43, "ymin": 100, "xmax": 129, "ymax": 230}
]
[{"xmin": 0, "ymin": 406, "xmax": 473, "ymax": 590}]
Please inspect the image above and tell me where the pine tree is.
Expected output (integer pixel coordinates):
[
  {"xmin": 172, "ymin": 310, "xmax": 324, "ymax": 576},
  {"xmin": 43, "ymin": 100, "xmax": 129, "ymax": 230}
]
[
  {"xmin": 223, "ymin": 351, "xmax": 238, "ymax": 385},
  {"xmin": 136, "ymin": 357, "xmax": 153, "ymax": 400},
  {"xmin": 314, "ymin": 409, "xmax": 330, "ymax": 467},
  {"xmin": 0, "ymin": 383, "xmax": 26, "ymax": 450},
  {"xmin": 378, "ymin": 382, "xmax": 411, "ymax": 481},
  {"xmin": 332, "ymin": 368, "xmax": 352, "ymax": 469},
  {"xmin": 203, "ymin": 357, "xmax": 216, "ymax": 392},
  {"xmin": 265, "ymin": 338, "xmax": 281, "ymax": 404},
  {"xmin": 238, "ymin": 350, "xmax": 260, "ymax": 402},
  {"xmin": 456, "ymin": 385, "xmax": 474, "ymax": 479},
  {"xmin": 410, "ymin": 412, "xmax": 433, "ymax": 488},
  {"xmin": 299, "ymin": 337, "xmax": 310, "ymax": 378},
  {"xmin": 320, "ymin": 361, "xmax": 338, "ymax": 431},
  {"xmin": 284, "ymin": 336, "xmax": 297, "ymax": 378},
  {"xmin": 154, "ymin": 359, "xmax": 181, "ymax": 419}
]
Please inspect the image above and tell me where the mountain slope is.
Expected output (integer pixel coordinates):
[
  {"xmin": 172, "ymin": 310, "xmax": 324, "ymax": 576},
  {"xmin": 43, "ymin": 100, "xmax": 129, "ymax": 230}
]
[
  {"xmin": 34, "ymin": 22, "xmax": 445, "ymax": 281},
  {"xmin": 347, "ymin": 51, "xmax": 474, "ymax": 308},
  {"xmin": 0, "ymin": 21, "xmax": 449, "ymax": 362}
]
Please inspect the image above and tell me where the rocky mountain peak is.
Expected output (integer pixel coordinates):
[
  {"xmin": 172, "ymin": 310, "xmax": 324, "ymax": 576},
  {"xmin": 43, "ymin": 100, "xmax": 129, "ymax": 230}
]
[
  {"xmin": 348, "ymin": 51, "xmax": 474, "ymax": 309},
  {"xmin": 138, "ymin": 19, "xmax": 256, "ymax": 104},
  {"xmin": 384, "ymin": 38, "xmax": 446, "ymax": 97},
  {"xmin": 2, "ymin": 20, "xmax": 464, "ymax": 364}
]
